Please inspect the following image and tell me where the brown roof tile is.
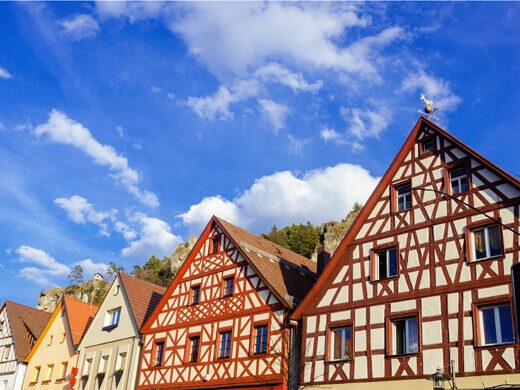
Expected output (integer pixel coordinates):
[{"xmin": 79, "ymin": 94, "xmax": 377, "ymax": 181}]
[
  {"xmin": 119, "ymin": 273, "xmax": 167, "ymax": 329},
  {"xmin": 216, "ymin": 217, "xmax": 317, "ymax": 308},
  {"xmin": 4, "ymin": 301, "xmax": 51, "ymax": 362},
  {"xmin": 63, "ymin": 297, "xmax": 98, "ymax": 346}
]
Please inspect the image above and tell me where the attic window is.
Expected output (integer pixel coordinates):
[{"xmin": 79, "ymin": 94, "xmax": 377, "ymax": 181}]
[
  {"xmin": 211, "ymin": 235, "xmax": 221, "ymax": 254},
  {"xmin": 421, "ymin": 139, "xmax": 433, "ymax": 154}
]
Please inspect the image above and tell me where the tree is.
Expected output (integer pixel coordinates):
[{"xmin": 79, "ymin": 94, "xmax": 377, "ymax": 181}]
[
  {"xmin": 132, "ymin": 255, "xmax": 176, "ymax": 287},
  {"xmin": 68, "ymin": 264, "xmax": 84, "ymax": 285},
  {"xmin": 262, "ymin": 222, "xmax": 320, "ymax": 259},
  {"xmin": 106, "ymin": 262, "xmax": 125, "ymax": 283}
]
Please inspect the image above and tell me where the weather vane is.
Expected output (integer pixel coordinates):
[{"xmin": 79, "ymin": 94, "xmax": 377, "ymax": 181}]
[{"xmin": 418, "ymin": 94, "xmax": 439, "ymax": 120}]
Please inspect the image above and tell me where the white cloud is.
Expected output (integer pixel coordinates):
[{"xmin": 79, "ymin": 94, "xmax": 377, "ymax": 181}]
[
  {"xmin": 96, "ymin": 1, "xmax": 166, "ymax": 23},
  {"xmin": 320, "ymin": 127, "xmax": 344, "ymax": 144},
  {"xmin": 35, "ymin": 110, "xmax": 159, "ymax": 208},
  {"xmin": 60, "ymin": 14, "xmax": 100, "ymax": 41},
  {"xmin": 121, "ymin": 213, "xmax": 183, "ymax": 260},
  {"xmin": 54, "ymin": 195, "xmax": 117, "ymax": 236},
  {"xmin": 254, "ymin": 63, "xmax": 322, "ymax": 92},
  {"xmin": 116, "ymin": 125, "xmax": 125, "ymax": 138},
  {"xmin": 178, "ymin": 163, "xmax": 379, "ymax": 235},
  {"xmin": 400, "ymin": 69, "xmax": 462, "ymax": 112},
  {"xmin": 287, "ymin": 134, "xmax": 311, "ymax": 156},
  {"xmin": 340, "ymin": 105, "xmax": 391, "ymax": 140},
  {"xmin": 0, "ymin": 66, "xmax": 12, "ymax": 79},
  {"xmin": 76, "ymin": 258, "xmax": 108, "ymax": 279},
  {"xmin": 16, "ymin": 245, "xmax": 71, "ymax": 286},
  {"xmin": 258, "ymin": 99, "xmax": 290, "ymax": 133},
  {"xmin": 151, "ymin": 86, "xmax": 162, "ymax": 94},
  {"xmin": 114, "ymin": 221, "xmax": 137, "ymax": 241},
  {"xmin": 186, "ymin": 79, "xmax": 261, "ymax": 121}
]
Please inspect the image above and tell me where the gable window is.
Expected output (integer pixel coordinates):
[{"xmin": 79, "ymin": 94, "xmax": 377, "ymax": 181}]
[
  {"xmin": 479, "ymin": 303, "xmax": 514, "ymax": 345},
  {"xmin": 104, "ymin": 308, "xmax": 121, "ymax": 329},
  {"xmin": 372, "ymin": 247, "xmax": 398, "ymax": 280},
  {"xmin": 421, "ymin": 139, "xmax": 433, "ymax": 154},
  {"xmin": 191, "ymin": 285, "xmax": 201, "ymax": 305},
  {"xmin": 57, "ymin": 362, "xmax": 68, "ymax": 380},
  {"xmin": 211, "ymin": 235, "xmax": 220, "ymax": 254},
  {"xmin": 60, "ymin": 333, "xmax": 66, "ymax": 343},
  {"xmin": 218, "ymin": 330, "xmax": 232, "ymax": 358},
  {"xmin": 330, "ymin": 326, "xmax": 352, "ymax": 361},
  {"xmin": 154, "ymin": 341, "xmax": 165, "ymax": 366},
  {"xmin": 188, "ymin": 336, "xmax": 201, "ymax": 362},
  {"xmin": 47, "ymin": 335, "xmax": 53, "ymax": 345},
  {"xmin": 391, "ymin": 317, "xmax": 418, "ymax": 355},
  {"xmin": 395, "ymin": 183, "xmax": 412, "ymax": 211},
  {"xmin": 223, "ymin": 276, "xmax": 234, "ymax": 296},
  {"xmin": 253, "ymin": 324, "xmax": 268, "ymax": 354},
  {"xmin": 471, "ymin": 224, "xmax": 503, "ymax": 261},
  {"xmin": 2, "ymin": 345, "xmax": 10, "ymax": 361},
  {"xmin": 450, "ymin": 166, "xmax": 468, "ymax": 195},
  {"xmin": 43, "ymin": 364, "xmax": 54, "ymax": 382}
]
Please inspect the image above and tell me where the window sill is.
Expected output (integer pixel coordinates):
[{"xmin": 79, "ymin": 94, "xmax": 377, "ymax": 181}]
[
  {"xmin": 325, "ymin": 358, "xmax": 352, "ymax": 364},
  {"xmin": 102, "ymin": 324, "xmax": 118, "ymax": 332},
  {"xmin": 475, "ymin": 342, "xmax": 514, "ymax": 350},
  {"xmin": 386, "ymin": 351, "xmax": 420, "ymax": 358},
  {"xmin": 370, "ymin": 275, "xmax": 399, "ymax": 284},
  {"xmin": 467, "ymin": 254, "xmax": 505, "ymax": 264}
]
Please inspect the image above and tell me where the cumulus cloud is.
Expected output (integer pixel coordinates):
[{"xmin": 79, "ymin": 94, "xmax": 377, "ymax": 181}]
[
  {"xmin": 186, "ymin": 79, "xmax": 261, "ymax": 121},
  {"xmin": 35, "ymin": 110, "xmax": 159, "ymax": 208},
  {"xmin": 60, "ymin": 14, "xmax": 100, "ymax": 41},
  {"xmin": 114, "ymin": 221, "xmax": 137, "ymax": 241},
  {"xmin": 340, "ymin": 105, "xmax": 392, "ymax": 140},
  {"xmin": 54, "ymin": 195, "xmax": 117, "ymax": 236},
  {"xmin": 320, "ymin": 127, "xmax": 345, "ymax": 144},
  {"xmin": 16, "ymin": 246, "xmax": 71, "ymax": 286},
  {"xmin": 96, "ymin": 1, "xmax": 166, "ymax": 23},
  {"xmin": 254, "ymin": 63, "xmax": 322, "ymax": 92},
  {"xmin": 120, "ymin": 213, "xmax": 183, "ymax": 260},
  {"xmin": 76, "ymin": 258, "xmax": 108, "ymax": 279},
  {"xmin": 178, "ymin": 163, "xmax": 380, "ymax": 235},
  {"xmin": 258, "ymin": 99, "xmax": 290, "ymax": 133},
  {"xmin": 0, "ymin": 66, "xmax": 12, "ymax": 79},
  {"xmin": 401, "ymin": 69, "xmax": 462, "ymax": 112}
]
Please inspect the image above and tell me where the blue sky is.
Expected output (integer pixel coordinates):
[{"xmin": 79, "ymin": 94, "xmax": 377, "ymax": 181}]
[{"xmin": 1, "ymin": 1, "xmax": 519, "ymax": 307}]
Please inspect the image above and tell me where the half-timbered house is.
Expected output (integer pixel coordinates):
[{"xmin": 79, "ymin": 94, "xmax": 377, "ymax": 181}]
[
  {"xmin": 292, "ymin": 117, "xmax": 520, "ymax": 390},
  {"xmin": 0, "ymin": 301, "xmax": 51, "ymax": 390},
  {"xmin": 138, "ymin": 216, "xmax": 317, "ymax": 390}
]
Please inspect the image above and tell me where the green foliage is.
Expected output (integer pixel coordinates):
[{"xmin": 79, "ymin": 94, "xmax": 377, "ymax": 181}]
[
  {"xmin": 262, "ymin": 222, "xmax": 320, "ymax": 259},
  {"xmin": 68, "ymin": 264, "xmax": 84, "ymax": 285},
  {"xmin": 132, "ymin": 255, "xmax": 176, "ymax": 287},
  {"xmin": 106, "ymin": 262, "xmax": 125, "ymax": 283}
]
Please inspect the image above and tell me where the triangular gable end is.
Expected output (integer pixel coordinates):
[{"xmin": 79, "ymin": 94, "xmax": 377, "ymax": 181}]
[{"xmin": 293, "ymin": 116, "xmax": 520, "ymax": 318}]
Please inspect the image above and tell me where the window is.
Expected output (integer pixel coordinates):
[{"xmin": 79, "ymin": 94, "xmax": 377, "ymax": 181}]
[
  {"xmin": 1, "ymin": 345, "xmax": 10, "ymax": 361},
  {"xmin": 191, "ymin": 285, "xmax": 201, "ymax": 305},
  {"xmin": 57, "ymin": 362, "xmax": 68, "ymax": 379},
  {"xmin": 43, "ymin": 364, "xmax": 54, "ymax": 382},
  {"xmin": 104, "ymin": 308, "xmax": 121, "ymax": 329},
  {"xmin": 391, "ymin": 317, "xmax": 418, "ymax": 355},
  {"xmin": 471, "ymin": 224, "xmax": 503, "ymax": 261},
  {"xmin": 188, "ymin": 336, "xmax": 200, "ymax": 362},
  {"xmin": 450, "ymin": 167, "xmax": 468, "ymax": 195},
  {"xmin": 479, "ymin": 304, "xmax": 514, "ymax": 345},
  {"xmin": 373, "ymin": 247, "xmax": 398, "ymax": 280},
  {"xmin": 31, "ymin": 366, "xmax": 41, "ymax": 383},
  {"xmin": 115, "ymin": 352, "xmax": 127, "ymax": 371},
  {"xmin": 223, "ymin": 276, "xmax": 234, "ymax": 296},
  {"xmin": 218, "ymin": 331, "xmax": 232, "ymax": 358},
  {"xmin": 211, "ymin": 235, "xmax": 220, "ymax": 254},
  {"xmin": 48, "ymin": 335, "xmax": 53, "ymax": 345},
  {"xmin": 60, "ymin": 333, "xmax": 66, "ymax": 343},
  {"xmin": 421, "ymin": 139, "xmax": 433, "ymax": 154},
  {"xmin": 253, "ymin": 325, "xmax": 268, "ymax": 354},
  {"xmin": 330, "ymin": 326, "xmax": 352, "ymax": 361},
  {"xmin": 98, "ymin": 356, "xmax": 108, "ymax": 374},
  {"xmin": 395, "ymin": 183, "xmax": 412, "ymax": 211},
  {"xmin": 154, "ymin": 341, "xmax": 165, "ymax": 366}
]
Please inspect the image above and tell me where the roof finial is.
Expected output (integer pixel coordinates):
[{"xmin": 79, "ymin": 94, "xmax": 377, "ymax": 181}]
[{"xmin": 418, "ymin": 93, "xmax": 439, "ymax": 120}]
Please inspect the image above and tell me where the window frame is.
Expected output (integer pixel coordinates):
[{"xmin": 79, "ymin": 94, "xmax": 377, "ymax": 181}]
[
  {"xmin": 1, "ymin": 345, "xmax": 10, "ymax": 361},
  {"xmin": 420, "ymin": 137, "xmax": 434, "ymax": 154},
  {"xmin": 446, "ymin": 163, "xmax": 470, "ymax": 196},
  {"xmin": 103, "ymin": 307, "xmax": 122, "ymax": 330},
  {"xmin": 217, "ymin": 330, "xmax": 232, "ymax": 359},
  {"xmin": 43, "ymin": 364, "xmax": 54, "ymax": 383},
  {"xmin": 474, "ymin": 300, "xmax": 514, "ymax": 347},
  {"xmin": 31, "ymin": 366, "xmax": 41, "ymax": 384},
  {"xmin": 465, "ymin": 222, "xmax": 504, "ymax": 263},
  {"xmin": 327, "ymin": 323, "xmax": 353, "ymax": 362},
  {"xmin": 57, "ymin": 362, "xmax": 68, "ymax": 380},
  {"xmin": 186, "ymin": 335, "xmax": 201, "ymax": 363},
  {"xmin": 251, "ymin": 323, "xmax": 269, "ymax": 355},
  {"xmin": 153, "ymin": 340, "xmax": 166, "ymax": 367},
  {"xmin": 392, "ymin": 182, "xmax": 412, "ymax": 212},
  {"xmin": 370, "ymin": 244, "xmax": 399, "ymax": 282},
  {"xmin": 190, "ymin": 285, "xmax": 201, "ymax": 305},
  {"xmin": 222, "ymin": 276, "xmax": 235, "ymax": 297},
  {"xmin": 386, "ymin": 312, "xmax": 420, "ymax": 357},
  {"xmin": 210, "ymin": 235, "xmax": 221, "ymax": 254}
]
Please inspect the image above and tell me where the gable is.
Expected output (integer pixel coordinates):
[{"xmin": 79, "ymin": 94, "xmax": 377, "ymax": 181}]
[{"xmin": 147, "ymin": 222, "xmax": 282, "ymax": 331}]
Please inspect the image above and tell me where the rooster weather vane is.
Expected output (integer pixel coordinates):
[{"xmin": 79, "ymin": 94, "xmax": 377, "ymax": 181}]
[{"xmin": 418, "ymin": 94, "xmax": 439, "ymax": 120}]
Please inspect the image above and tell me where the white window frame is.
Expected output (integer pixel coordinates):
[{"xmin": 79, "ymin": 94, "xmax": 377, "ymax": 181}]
[
  {"xmin": 472, "ymin": 225, "xmax": 502, "ymax": 261},
  {"xmin": 479, "ymin": 303, "xmax": 514, "ymax": 346},
  {"xmin": 104, "ymin": 308, "xmax": 121, "ymax": 328},
  {"xmin": 396, "ymin": 184, "xmax": 412, "ymax": 211},
  {"xmin": 450, "ymin": 167, "xmax": 468, "ymax": 195},
  {"xmin": 330, "ymin": 326, "xmax": 352, "ymax": 361},
  {"xmin": 391, "ymin": 317, "xmax": 418, "ymax": 355}
]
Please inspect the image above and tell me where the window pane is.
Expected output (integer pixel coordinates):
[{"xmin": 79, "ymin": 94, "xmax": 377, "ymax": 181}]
[
  {"xmin": 498, "ymin": 305, "xmax": 514, "ymax": 343},
  {"xmin": 388, "ymin": 249, "xmax": 397, "ymax": 277},
  {"xmin": 474, "ymin": 229, "xmax": 486, "ymax": 259},
  {"xmin": 482, "ymin": 307, "xmax": 497, "ymax": 344},
  {"xmin": 407, "ymin": 318, "xmax": 418, "ymax": 353},
  {"xmin": 488, "ymin": 226, "xmax": 502, "ymax": 257},
  {"xmin": 394, "ymin": 320, "xmax": 405, "ymax": 355},
  {"xmin": 378, "ymin": 251, "xmax": 387, "ymax": 279},
  {"xmin": 333, "ymin": 329, "xmax": 342, "ymax": 359}
]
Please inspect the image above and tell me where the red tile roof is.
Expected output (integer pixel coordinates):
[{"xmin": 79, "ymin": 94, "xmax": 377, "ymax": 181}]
[
  {"xmin": 63, "ymin": 296, "xmax": 98, "ymax": 346},
  {"xmin": 3, "ymin": 301, "xmax": 51, "ymax": 362},
  {"xmin": 217, "ymin": 217, "xmax": 317, "ymax": 308},
  {"xmin": 119, "ymin": 273, "xmax": 166, "ymax": 329}
]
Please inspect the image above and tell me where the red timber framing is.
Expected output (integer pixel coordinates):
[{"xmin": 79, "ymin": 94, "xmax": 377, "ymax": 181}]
[
  {"xmin": 138, "ymin": 216, "xmax": 316, "ymax": 390},
  {"xmin": 292, "ymin": 117, "xmax": 520, "ymax": 388}
]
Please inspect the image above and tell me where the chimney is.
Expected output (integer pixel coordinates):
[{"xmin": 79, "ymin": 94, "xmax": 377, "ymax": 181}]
[{"xmin": 317, "ymin": 245, "xmax": 331, "ymax": 276}]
